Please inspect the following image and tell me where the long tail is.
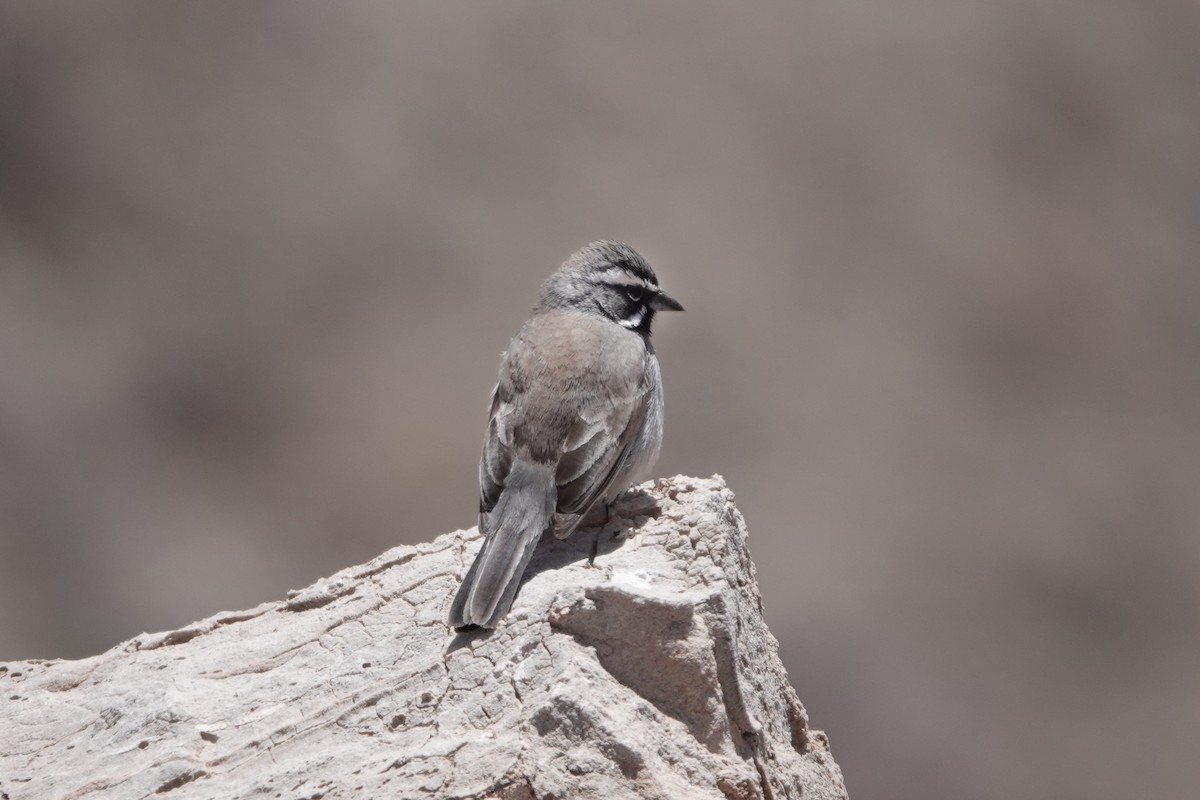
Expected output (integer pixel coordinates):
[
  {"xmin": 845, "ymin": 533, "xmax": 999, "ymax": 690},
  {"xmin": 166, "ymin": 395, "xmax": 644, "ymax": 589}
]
[{"xmin": 448, "ymin": 462, "xmax": 556, "ymax": 630}]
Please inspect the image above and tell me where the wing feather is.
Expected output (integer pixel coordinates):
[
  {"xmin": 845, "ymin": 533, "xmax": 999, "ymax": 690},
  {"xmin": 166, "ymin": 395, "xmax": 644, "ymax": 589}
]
[
  {"xmin": 555, "ymin": 389, "xmax": 649, "ymax": 516},
  {"xmin": 476, "ymin": 313, "xmax": 653, "ymax": 536}
]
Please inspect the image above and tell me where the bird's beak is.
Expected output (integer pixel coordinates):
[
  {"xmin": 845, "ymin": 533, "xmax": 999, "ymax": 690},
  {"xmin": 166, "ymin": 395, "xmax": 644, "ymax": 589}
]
[{"xmin": 650, "ymin": 290, "xmax": 684, "ymax": 312}]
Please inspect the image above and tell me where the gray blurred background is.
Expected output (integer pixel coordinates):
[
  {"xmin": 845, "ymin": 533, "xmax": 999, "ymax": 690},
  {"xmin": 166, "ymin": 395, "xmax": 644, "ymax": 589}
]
[{"xmin": 2, "ymin": 2, "xmax": 1198, "ymax": 798}]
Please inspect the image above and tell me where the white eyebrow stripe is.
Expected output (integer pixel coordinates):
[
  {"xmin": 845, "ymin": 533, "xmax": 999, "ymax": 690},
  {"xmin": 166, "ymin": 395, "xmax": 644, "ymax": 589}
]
[{"xmin": 596, "ymin": 267, "xmax": 655, "ymax": 289}]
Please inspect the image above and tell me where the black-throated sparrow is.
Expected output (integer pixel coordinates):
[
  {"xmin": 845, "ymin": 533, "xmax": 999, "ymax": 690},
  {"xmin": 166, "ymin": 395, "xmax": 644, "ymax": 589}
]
[{"xmin": 448, "ymin": 241, "xmax": 682, "ymax": 630}]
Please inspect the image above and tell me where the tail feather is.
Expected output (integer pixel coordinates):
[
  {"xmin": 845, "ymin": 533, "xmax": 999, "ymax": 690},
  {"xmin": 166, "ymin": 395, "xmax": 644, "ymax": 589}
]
[{"xmin": 449, "ymin": 462, "xmax": 556, "ymax": 629}]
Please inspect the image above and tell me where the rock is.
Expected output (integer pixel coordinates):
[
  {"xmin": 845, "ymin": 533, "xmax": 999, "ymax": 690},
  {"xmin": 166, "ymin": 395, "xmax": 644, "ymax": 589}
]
[{"xmin": 0, "ymin": 476, "xmax": 845, "ymax": 800}]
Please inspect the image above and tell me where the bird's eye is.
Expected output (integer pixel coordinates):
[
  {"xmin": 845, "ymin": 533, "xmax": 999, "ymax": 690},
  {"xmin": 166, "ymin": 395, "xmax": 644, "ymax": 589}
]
[{"xmin": 624, "ymin": 286, "xmax": 644, "ymax": 302}]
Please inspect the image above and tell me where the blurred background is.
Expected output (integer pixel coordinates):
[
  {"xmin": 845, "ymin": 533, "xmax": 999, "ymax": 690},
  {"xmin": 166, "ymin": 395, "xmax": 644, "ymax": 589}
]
[{"xmin": 2, "ymin": 2, "xmax": 1198, "ymax": 797}]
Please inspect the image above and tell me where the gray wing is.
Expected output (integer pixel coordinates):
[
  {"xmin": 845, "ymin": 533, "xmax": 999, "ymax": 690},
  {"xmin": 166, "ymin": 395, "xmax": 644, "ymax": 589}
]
[
  {"xmin": 553, "ymin": 381, "xmax": 650, "ymax": 518},
  {"xmin": 479, "ymin": 383, "xmax": 512, "ymax": 516},
  {"xmin": 478, "ymin": 359, "xmax": 652, "ymax": 529}
]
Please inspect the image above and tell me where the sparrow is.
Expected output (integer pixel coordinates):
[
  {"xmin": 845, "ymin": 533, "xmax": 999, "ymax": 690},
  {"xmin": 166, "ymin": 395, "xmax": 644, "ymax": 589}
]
[{"xmin": 448, "ymin": 241, "xmax": 682, "ymax": 630}]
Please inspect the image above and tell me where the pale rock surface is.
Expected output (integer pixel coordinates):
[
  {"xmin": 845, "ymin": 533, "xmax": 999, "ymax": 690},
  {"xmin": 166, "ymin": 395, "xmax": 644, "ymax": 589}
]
[{"xmin": 0, "ymin": 476, "xmax": 845, "ymax": 800}]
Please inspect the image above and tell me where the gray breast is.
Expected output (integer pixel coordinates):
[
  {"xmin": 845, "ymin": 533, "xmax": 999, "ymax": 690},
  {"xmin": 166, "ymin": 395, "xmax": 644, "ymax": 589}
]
[{"xmin": 606, "ymin": 351, "xmax": 665, "ymax": 501}]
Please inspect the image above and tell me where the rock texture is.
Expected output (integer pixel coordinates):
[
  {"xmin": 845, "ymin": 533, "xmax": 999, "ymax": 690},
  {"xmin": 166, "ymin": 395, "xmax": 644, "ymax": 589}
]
[{"xmin": 0, "ymin": 476, "xmax": 845, "ymax": 800}]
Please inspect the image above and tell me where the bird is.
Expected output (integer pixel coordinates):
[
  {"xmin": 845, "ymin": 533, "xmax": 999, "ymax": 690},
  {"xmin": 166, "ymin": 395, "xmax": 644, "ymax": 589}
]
[{"xmin": 448, "ymin": 241, "xmax": 683, "ymax": 630}]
